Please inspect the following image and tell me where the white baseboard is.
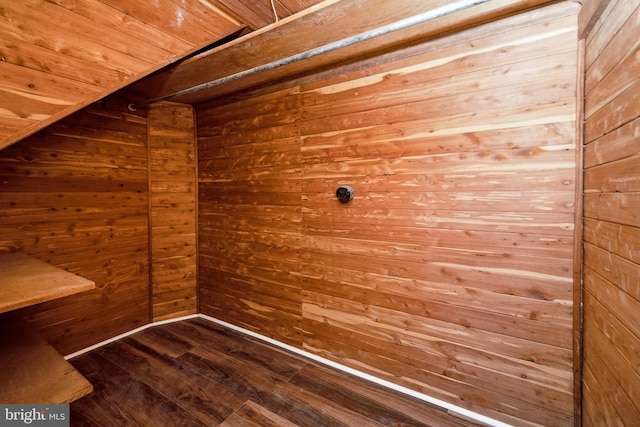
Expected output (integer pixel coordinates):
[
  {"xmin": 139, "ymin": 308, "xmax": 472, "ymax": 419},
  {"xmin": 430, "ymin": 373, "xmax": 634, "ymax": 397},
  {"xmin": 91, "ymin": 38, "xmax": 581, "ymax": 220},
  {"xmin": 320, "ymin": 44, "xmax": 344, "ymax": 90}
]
[
  {"xmin": 65, "ymin": 313, "xmax": 510, "ymax": 427},
  {"xmin": 63, "ymin": 314, "xmax": 199, "ymax": 360},
  {"xmin": 198, "ymin": 314, "xmax": 510, "ymax": 427}
]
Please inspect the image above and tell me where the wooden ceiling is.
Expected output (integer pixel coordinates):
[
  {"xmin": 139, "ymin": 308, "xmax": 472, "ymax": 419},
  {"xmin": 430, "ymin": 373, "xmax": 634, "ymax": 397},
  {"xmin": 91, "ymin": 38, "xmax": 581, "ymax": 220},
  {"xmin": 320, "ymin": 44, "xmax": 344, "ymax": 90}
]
[
  {"xmin": 0, "ymin": 0, "xmax": 324, "ymax": 150},
  {"xmin": 0, "ymin": 0, "xmax": 567, "ymax": 151},
  {"xmin": 127, "ymin": 0, "xmax": 566, "ymax": 107}
]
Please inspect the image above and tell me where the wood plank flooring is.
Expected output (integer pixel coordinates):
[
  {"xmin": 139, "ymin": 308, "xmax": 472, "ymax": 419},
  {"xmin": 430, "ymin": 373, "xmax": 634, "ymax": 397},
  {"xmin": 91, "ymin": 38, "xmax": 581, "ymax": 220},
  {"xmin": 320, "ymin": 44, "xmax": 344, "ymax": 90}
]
[{"xmin": 69, "ymin": 318, "xmax": 485, "ymax": 426}]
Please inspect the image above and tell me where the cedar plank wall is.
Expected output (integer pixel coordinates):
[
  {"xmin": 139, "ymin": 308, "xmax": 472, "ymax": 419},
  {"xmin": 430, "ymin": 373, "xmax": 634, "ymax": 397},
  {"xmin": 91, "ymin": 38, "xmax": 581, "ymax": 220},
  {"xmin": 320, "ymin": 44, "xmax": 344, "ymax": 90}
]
[
  {"xmin": 197, "ymin": 3, "xmax": 580, "ymax": 426},
  {"xmin": 581, "ymin": 0, "xmax": 640, "ymax": 425},
  {"xmin": 148, "ymin": 102, "xmax": 198, "ymax": 321},
  {"xmin": 0, "ymin": 97, "xmax": 150, "ymax": 355},
  {"xmin": 198, "ymin": 89, "xmax": 304, "ymax": 347}
]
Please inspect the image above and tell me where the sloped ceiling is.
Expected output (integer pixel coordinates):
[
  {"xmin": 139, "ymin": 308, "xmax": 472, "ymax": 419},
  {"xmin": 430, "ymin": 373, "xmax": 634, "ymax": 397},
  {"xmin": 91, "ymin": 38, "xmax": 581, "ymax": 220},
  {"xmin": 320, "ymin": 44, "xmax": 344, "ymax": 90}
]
[
  {"xmin": 1, "ymin": 0, "xmax": 568, "ymax": 150},
  {"xmin": 0, "ymin": 0, "xmax": 324, "ymax": 150},
  {"xmin": 127, "ymin": 0, "xmax": 566, "ymax": 107}
]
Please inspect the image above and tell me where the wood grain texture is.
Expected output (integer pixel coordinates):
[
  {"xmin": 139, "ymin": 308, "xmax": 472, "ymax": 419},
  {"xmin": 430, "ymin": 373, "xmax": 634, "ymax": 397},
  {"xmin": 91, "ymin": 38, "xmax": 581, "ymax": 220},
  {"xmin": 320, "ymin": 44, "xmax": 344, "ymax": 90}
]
[
  {"xmin": 70, "ymin": 317, "xmax": 482, "ymax": 427},
  {"xmin": 148, "ymin": 102, "xmax": 198, "ymax": 321},
  {"xmin": 197, "ymin": 86, "xmax": 304, "ymax": 348},
  {"xmin": 0, "ymin": 0, "xmax": 247, "ymax": 150},
  {"xmin": 197, "ymin": 4, "xmax": 579, "ymax": 426},
  {"xmin": 581, "ymin": 0, "xmax": 640, "ymax": 425},
  {"xmin": 0, "ymin": 317, "xmax": 92, "ymax": 404},
  {"xmin": 131, "ymin": 0, "xmax": 565, "ymax": 105},
  {"xmin": 0, "ymin": 96, "xmax": 150, "ymax": 355},
  {"xmin": 0, "ymin": 253, "xmax": 94, "ymax": 313}
]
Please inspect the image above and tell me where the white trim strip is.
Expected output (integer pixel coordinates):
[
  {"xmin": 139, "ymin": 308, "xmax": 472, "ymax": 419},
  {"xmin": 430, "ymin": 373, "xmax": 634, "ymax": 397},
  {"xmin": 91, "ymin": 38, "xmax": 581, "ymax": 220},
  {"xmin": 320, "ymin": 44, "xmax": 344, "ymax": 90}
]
[
  {"xmin": 64, "ymin": 312, "xmax": 511, "ymax": 426},
  {"xmin": 63, "ymin": 314, "xmax": 199, "ymax": 360},
  {"xmin": 198, "ymin": 314, "xmax": 512, "ymax": 427}
]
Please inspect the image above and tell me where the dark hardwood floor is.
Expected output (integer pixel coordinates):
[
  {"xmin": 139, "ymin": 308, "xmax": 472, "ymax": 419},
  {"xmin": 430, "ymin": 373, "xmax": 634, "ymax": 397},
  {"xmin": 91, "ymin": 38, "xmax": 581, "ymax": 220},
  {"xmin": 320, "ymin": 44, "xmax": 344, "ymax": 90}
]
[{"xmin": 69, "ymin": 318, "xmax": 484, "ymax": 426}]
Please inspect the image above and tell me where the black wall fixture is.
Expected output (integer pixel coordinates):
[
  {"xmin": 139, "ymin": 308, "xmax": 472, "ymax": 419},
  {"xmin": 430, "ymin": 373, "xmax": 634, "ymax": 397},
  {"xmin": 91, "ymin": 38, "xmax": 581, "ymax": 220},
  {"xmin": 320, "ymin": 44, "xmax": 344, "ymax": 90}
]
[{"xmin": 336, "ymin": 186, "xmax": 355, "ymax": 203}]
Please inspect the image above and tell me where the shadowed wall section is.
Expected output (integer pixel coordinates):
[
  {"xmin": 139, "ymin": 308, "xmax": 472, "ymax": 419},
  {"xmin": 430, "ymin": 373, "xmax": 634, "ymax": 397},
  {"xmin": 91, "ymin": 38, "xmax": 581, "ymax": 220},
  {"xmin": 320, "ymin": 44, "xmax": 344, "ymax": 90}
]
[{"xmin": 0, "ymin": 97, "xmax": 150, "ymax": 355}]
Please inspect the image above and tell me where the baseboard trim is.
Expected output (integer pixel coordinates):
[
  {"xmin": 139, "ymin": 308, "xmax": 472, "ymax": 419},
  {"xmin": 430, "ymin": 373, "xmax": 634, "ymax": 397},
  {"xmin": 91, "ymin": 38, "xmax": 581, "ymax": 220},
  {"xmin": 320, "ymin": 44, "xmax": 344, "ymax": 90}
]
[
  {"xmin": 63, "ymin": 314, "xmax": 199, "ymax": 360},
  {"xmin": 198, "ymin": 314, "xmax": 510, "ymax": 427},
  {"xmin": 65, "ymin": 312, "xmax": 509, "ymax": 427}
]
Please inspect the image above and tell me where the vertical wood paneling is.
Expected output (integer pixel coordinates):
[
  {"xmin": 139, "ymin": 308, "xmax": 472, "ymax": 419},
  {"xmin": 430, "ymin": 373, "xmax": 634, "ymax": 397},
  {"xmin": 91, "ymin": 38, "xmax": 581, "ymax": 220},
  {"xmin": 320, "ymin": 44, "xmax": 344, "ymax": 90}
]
[
  {"xmin": 197, "ymin": 4, "xmax": 579, "ymax": 425},
  {"xmin": 582, "ymin": 1, "xmax": 640, "ymax": 424},
  {"xmin": 0, "ymin": 96, "xmax": 150, "ymax": 355},
  {"xmin": 148, "ymin": 102, "xmax": 198, "ymax": 321}
]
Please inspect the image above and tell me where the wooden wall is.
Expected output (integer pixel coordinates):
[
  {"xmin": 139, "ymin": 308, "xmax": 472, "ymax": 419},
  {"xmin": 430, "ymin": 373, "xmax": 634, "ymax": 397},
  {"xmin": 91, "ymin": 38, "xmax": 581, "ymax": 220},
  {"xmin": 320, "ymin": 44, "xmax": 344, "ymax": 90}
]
[
  {"xmin": 198, "ymin": 88, "xmax": 304, "ymax": 347},
  {"xmin": 582, "ymin": 0, "xmax": 640, "ymax": 425},
  {"xmin": 148, "ymin": 102, "xmax": 198, "ymax": 321},
  {"xmin": 197, "ymin": 3, "xmax": 580, "ymax": 426},
  {"xmin": 0, "ymin": 97, "xmax": 150, "ymax": 355}
]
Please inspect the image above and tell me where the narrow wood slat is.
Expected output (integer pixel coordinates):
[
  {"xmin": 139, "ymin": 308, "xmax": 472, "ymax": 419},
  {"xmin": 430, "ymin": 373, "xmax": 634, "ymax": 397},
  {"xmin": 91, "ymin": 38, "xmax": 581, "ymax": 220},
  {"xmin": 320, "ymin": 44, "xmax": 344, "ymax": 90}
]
[
  {"xmin": 583, "ymin": 217, "xmax": 640, "ymax": 264},
  {"xmin": 581, "ymin": 359, "xmax": 625, "ymax": 425},
  {"xmin": 302, "ymin": 205, "xmax": 574, "ymax": 235},
  {"xmin": 583, "ymin": 115, "xmax": 640, "ymax": 169},
  {"xmin": 584, "ymin": 154, "xmax": 640, "ymax": 193},
  {"xmin": 0, "ymin": 33, "xmax": 126, "ymax": 87},
  {"xmin": 584, "ymin": 191, "xmax": 640, "ymax": 228},
  {"xmin": 0, "ymin": 0, "xmax": 250, "ymax": 150},
  {"xmin": 7, "ymin": 1, "xmax": 176, "ymax": 63},
  {"xmin": 301, "ymin": 122, "xmax": 575, "ymax": 160},
  {"xmin": 302, "ymin": 46, "xmax": 577, "ymax": 121},
  {"xmin": 582, "ymin": 314, "xmax": 640, "ymax": 421},
  {"xmin": 584, "ymin": 4, "xmax": 640, "ymax": 116},
  {"xmin": 151, "ymin": 301, "xmax": 199, "ymax": 323},
  {"xmin": 300, "ymin": 264, "xmax": 572, "ymax": 326},
  {"xmin": 584, "ymin": 0, "xmax": 637, "ymax": 69},
  {"xmin": 583, "ymin": 290, "xmax": 640, "ymax": 396},
  {"xmin": 0, "ymin": 4, "xmax": 152, "ymax": 76},
  {"xmin": 49, "ymin": 0, "xmax": 193, "ymax": 54},
  {"xmin": 98, "ymin": 0, "xmax": 242, "ymax": 46},
  {"xmin": 583, "ymin": 256, "xmax": 640, "ymax": 328},
  {"xmin": 584, "ymin": 79, "xmax": 640, "ymax": 143}
]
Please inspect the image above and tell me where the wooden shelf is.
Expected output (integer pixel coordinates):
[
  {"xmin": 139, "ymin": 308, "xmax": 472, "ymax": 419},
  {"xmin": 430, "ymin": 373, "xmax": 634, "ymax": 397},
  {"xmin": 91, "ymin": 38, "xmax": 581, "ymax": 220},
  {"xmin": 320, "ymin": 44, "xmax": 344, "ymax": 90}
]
[
  {"xmin": 0, "ymin": 253, "xmax": 95, "ymax": 313},
  {"xmin": 0, "ymin": 253, "xmax": 95, "ymax": 403},
  {"xmin": 0, "ymin": 318, "xmax": 93, "ymax": 404}
]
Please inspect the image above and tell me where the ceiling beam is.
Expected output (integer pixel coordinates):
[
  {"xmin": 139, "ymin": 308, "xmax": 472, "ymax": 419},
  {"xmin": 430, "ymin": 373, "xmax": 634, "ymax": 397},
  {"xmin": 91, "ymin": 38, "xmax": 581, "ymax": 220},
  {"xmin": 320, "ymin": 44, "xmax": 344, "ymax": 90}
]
[{"xmin": 128, "ymin": 0, "xmax": 561, "ymax": 106}]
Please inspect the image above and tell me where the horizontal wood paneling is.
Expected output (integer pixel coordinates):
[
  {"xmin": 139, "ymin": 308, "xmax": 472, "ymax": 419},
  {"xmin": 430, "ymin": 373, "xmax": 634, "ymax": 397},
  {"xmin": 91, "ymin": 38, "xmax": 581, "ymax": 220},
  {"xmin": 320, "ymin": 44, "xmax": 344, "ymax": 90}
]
[
  {"xmin": 148, "ymin": 102, "xmax": 198, "ymax": 321},
  {"xmin": 197, "ymin": 4, "xmax": 579, "ymax": 426},
  {"xmin": 198, "ymin": 87, "xmax": 304, "ymax": 347},
  {"xmin": 581, "ymin": 0, "xmax": 640, "ymax": 425},
  {"xmin": 0, "ymin": 96, "xmax": 150, "ymax": 355},
  {"xmin": 0, "ymin": 0, "xmax": 246, "ymax": 150}
]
